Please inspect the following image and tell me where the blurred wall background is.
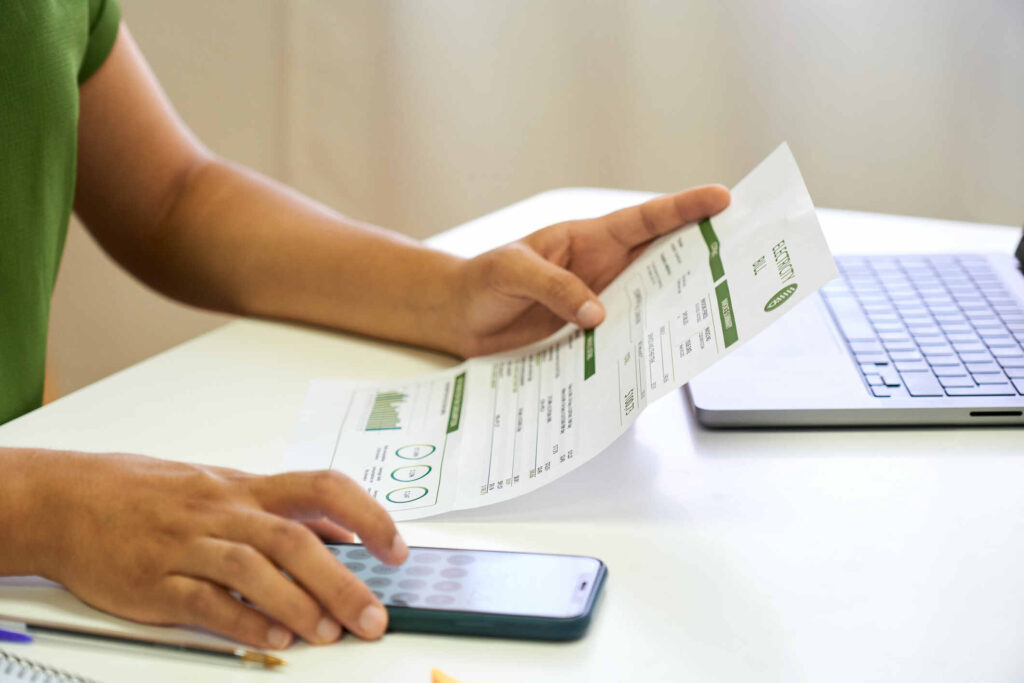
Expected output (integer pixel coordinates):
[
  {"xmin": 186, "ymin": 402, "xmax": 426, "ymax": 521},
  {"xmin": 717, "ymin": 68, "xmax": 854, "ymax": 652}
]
[{"xmin": 49, "ymin": 0, "xmax": 1024, "ymax": 396}]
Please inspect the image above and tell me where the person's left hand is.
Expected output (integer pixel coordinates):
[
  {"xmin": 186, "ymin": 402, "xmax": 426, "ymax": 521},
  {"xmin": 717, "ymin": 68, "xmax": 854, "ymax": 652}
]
[{"xmin": 448, "ymin": 185, "xmax": 730, "ymax": 357}]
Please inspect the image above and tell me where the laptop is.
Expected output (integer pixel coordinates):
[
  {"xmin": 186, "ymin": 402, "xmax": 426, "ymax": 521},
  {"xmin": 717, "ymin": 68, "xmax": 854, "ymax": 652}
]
[{"xmin": 688, "ymin": 228, "xmax": 1024, "ymax": 426}]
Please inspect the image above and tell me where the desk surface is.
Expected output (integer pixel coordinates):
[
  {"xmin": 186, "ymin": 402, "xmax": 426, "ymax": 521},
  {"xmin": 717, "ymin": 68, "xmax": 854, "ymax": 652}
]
[{"xmin": 1, "ymin": 190, "xmax": 1022, "ymax": 682}]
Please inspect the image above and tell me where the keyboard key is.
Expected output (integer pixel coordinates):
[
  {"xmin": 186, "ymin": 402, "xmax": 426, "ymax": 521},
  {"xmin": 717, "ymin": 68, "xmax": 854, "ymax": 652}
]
[
  {"xmin": 952, "ymin": 342, "xmax": 986, "ymax": 354},
  {"xmin": 895, "ymin": 360, "xmax": 930, "ymax": 372},
  {"xmin": 984, "ymin": 338, "xmax": 1018, "ymax": 348},
  {"xmin": 973, "ymin": 371, "xmax": 1009, "ymax": 384},
  {"xmin": 1013, "ymin": 379, "xmax": 1024, "ymax": 395},
  {"xmin": 850, "ymin": 341, "xmax": 885, "ymax": 354},
  {"xmin": 945, "ymin": 384, "xmax": 1017, "ymax": 396},
  {"xmin": 998, "ymin": 357, "xmax": 1024, "ymax": 368},
  {"xmin": 938, "ymin": 376, "xmax": 975, "ymax": 388},
  {"xmin": 966, "ymin": 361, "xmax": 1001, "ymax": 374},
  {"xmin": 864, "ymin": 374, "xmax": 883, "ymax": 386},
  {"xmin": 932, "ymin": 364, "xmax": 968, "ymax": 376},
  {"xmin": 828, "ymin": 298, "xmax": 876, "ymax": 341},
  {"xmin": 879, "ymin": 369, "xmax": 902, "ymax": 387},
  {"xmin": 890, "ymin": 351, "xmax": 923, "ymax": 362},
  {"xmin": 979, "ymin": 331, "xmax": 1013, "ymax": 343},
  {"xmin": 991, "ymin": 345, "xmax": 1024, "ymax": 358},
  {"xmin": 855, "ymin": 353, "xmax": 890, "ymax": 365},
  {"xmin": 901, "ymin": 372, "xmax": 943, "ymax": 397},
  {"xmin": 957, "ymin": 351, "xmax": 994, "ymax": 363},
  {"xmin": 928, "ymin": 306, "xmax": 960, "ymax": 316},
  {"xmin": 1005, "ymin": 367, "xmax": 1024, "ymax": 379},
  {"xmin": 870, "ymin": 386, "xmax": 893, "ymax": 398}
]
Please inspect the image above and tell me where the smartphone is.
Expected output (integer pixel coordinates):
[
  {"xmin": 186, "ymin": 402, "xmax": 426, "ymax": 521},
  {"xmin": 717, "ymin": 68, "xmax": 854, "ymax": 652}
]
[{"xmin": 326, "ymin": 542, "xmax": 607, "ymax": 641}]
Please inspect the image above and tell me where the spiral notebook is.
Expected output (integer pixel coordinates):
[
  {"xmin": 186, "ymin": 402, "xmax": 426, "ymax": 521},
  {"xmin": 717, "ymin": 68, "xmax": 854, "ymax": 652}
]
[{"xmin": 0, "ymin": 649, "xmax": 102, "ymax": 683}]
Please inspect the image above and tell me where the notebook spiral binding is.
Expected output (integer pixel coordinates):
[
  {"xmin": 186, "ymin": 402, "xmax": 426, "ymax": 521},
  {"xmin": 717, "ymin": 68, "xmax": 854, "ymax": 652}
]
[{"xmin": 0, "ymin": 648, "xmax": 101, "ymax": 683}]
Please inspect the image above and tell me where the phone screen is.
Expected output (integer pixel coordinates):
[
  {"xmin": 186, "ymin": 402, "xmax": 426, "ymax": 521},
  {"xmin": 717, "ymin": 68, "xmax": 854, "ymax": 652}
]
[{"xmin": 327, "ymin": 543, "xmax": 603, "ymax": 619}]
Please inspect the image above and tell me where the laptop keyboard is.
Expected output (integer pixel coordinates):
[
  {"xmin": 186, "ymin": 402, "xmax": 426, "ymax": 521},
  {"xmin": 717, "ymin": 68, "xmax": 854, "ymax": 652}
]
[{"xmin": 821, "ymin": 255, "xmax": 1024, "ymax": 398}]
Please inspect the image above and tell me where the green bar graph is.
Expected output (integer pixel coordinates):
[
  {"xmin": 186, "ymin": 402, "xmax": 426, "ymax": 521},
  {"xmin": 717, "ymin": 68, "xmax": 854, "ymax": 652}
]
[{"xmin": 365, "ymin": 390, "xmax": 407, "ymax": 431}]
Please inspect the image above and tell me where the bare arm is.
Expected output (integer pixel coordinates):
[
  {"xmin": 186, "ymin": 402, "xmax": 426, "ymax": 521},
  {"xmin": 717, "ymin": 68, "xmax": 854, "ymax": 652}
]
[
  {"xmin": 74, "ymin": 25, "xmax": 730, "ymax": 358},
  {"xmin": 74, "ymin": 25, "xmax": 466, "ymax": 353}
]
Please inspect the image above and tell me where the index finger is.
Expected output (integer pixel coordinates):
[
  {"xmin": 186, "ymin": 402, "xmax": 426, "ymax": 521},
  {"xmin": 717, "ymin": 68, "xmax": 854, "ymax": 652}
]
[
  {"xmin": 600, "ymin": 184, "xmax": 730, "ymax": 249},
  {"xmin": 247, "ymin": 470, "xmax": 407, "ymax": 565}
]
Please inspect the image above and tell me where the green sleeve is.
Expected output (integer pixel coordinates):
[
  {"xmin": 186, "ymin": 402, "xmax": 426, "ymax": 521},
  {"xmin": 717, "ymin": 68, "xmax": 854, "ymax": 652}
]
[{"xmin": 78, "ymin": 0, "xmax": 122, "ymax": 84}]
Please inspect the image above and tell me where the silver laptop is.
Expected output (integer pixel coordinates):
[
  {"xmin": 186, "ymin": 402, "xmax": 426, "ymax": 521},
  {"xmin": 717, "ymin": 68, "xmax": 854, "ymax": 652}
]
[{"xmin": 688, "ymin": 229, "xmax": 1024, "ymax": 426}]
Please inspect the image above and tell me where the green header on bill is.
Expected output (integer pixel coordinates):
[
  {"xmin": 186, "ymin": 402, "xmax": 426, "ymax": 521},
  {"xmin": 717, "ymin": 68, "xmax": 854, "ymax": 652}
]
[
  {"xmin": 699, "ymin": 218, "xmax": 725, "ymax": 283},
  {"xmin": 446, "ymin": 372, "xmax": 465, "ymax": 434},
  {"xmin": 715, "ymin": 280, "xmax": 739, "ymax": 348},
  {"xmin": 583, "ymin": 329, "xmax": 596, "ymax": 380}
]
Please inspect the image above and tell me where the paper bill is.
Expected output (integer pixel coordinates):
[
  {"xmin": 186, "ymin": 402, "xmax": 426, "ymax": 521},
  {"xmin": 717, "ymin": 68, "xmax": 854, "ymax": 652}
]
[{"xmin": 284, "ymin": 143, "xmax": 838, "ymax": 520}]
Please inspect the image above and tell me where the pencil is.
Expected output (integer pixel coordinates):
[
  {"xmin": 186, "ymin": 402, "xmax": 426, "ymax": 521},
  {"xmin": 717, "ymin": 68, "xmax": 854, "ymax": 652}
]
[{"xmin": 0, "ymin": 614, "xmax": 286, "ymax": 669}]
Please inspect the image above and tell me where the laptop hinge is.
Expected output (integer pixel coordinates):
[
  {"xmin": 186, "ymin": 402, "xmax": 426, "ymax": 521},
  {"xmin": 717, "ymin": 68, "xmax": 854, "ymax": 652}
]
[{"xmin": 1016, "ymin": 225, "xmax": 1024, "ymax": 270}]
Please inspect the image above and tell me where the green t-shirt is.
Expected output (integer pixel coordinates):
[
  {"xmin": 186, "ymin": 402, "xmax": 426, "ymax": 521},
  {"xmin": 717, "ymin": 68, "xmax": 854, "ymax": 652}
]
[{"xmin": 0, "ymin": 0, "xmax": 121, "ymax": 424}]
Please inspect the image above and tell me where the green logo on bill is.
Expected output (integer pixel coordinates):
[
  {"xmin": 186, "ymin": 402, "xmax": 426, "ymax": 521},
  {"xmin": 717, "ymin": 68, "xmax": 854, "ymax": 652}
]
[{"xmin": 764, "ymin": 283, "xmax": 798, "ymax": 312}]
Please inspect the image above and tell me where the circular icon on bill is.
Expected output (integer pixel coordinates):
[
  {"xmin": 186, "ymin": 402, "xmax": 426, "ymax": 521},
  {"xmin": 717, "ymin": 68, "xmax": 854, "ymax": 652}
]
[
  {"xmin": 391, "ymin": 465, "xmax": 432, "ymax": 482},
  {"xmin": 386, "ymin": 486, "xmax": 429, "ymax": 504},
  {"xmin": 396, "ymin": 444, "xmax": 436, "ymax": 460}
]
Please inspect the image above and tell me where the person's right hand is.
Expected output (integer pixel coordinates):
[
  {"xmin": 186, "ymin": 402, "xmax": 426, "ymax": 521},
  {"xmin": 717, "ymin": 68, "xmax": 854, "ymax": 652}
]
[{"xmin": 6, "ymin": 448, "xmax": 407, "ymax": 649}]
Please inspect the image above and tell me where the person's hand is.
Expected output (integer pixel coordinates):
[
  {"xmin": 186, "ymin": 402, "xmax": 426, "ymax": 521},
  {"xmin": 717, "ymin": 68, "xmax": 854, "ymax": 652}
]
[
  {"xmin": 449, "ymin": 185, "xmax": 730, "ymax": 356},
  {"xmin": 10, "ymin": 449, "xmax": 407, "ymax": 649}
]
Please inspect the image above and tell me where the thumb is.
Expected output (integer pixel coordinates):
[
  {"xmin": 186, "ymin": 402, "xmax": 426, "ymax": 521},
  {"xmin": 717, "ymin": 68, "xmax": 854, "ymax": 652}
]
[{"xmin": 493, "ymin": 246, "xmax": 605, "ymax": 328}]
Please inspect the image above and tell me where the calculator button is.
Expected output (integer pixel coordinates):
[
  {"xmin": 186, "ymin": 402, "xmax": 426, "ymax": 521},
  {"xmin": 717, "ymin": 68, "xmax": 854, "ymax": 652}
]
[
  {"xmin": 390, "ymin": 592, "xmax": 421, "ymax": 606},
  {"xmin": 440, "ymin": 567, "xmax": 468, "ymax": 579},
  {"xmin": 447, "ymin": 554, "xmax": 475, "ymax": 566},
  {"xmin": 405, "ymin": 565, "xmax": 434, "ymax": 576},
  {"xmin": 344, "ymin": 562, "xmax": 366, "ymax": 573},
  {"xmin": 371, "ymin": 565, "xmax": 400, "ymax": 575},
  {"xmin": 425, "ymin": 594, "xmax": 456, "ymax": 607},
  {"xmin": 398, "ymin": 579, "xmax": 427, "ymax": 590},
  {"xmin": 433, "ymin": 581, "xmax": 461, "ymax": 592},
  {"xmin": 345, "ymin": 548, "xmax": 371, "ymax": 560},
  {"xmin": 413, "ymin": 553, "xmax": 443, "ymax": 564},
  {"xmin": 365, "ymin": 576, "xmax": 392, "ymax": 588}
]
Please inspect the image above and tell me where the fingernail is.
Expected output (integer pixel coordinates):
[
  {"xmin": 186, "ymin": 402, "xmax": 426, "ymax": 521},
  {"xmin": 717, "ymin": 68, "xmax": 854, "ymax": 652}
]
[
  {"xmin": 391, "ymin": 534, "xmax": 408, "ymax": 562},
  {"xmin": 267, "ymin": 625, "xmax": 292, "ymax": 650},
  {"xmin": 576, "ymin": 300, "xmax": 603, "ymax": 328},
  {"xmin": 358, "ymin": 604, "xmax": 388, "ymax": 637},
  {"xmin": 316, "ymin": 616, "xmax": 342, "ymax": 643}
]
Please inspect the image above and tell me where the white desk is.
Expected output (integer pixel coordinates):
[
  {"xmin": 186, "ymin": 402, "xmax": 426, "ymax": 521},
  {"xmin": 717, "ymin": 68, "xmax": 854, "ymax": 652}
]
[{"xmin": 1, "ymin": 190, "xmax": 1022, "ymax": 682}]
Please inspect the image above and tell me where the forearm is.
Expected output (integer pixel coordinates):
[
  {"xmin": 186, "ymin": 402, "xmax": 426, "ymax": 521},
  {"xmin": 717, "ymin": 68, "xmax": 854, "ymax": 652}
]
[
  {"xmin": 0, "ymin": 448, "xmax": 58, "ymax": 577},
  {"xmin": 73, "ymin": 26, "xmax": 468, "ymax": 356},
  {"xmin": 135, "ymin": 158, "xmax": 467, "ymax": 354}
]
